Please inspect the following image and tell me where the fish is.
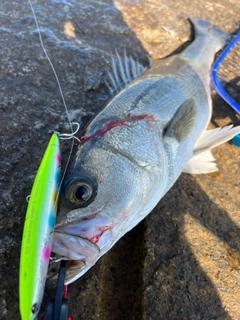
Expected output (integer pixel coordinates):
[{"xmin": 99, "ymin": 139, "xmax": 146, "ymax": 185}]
[
  {"xmin": 19, "ymin": 133, "xmax": 61, "ymax": 320},
  {"xmin": 51, "ymin": 19, "xmax": 240, "ymax": 284}
]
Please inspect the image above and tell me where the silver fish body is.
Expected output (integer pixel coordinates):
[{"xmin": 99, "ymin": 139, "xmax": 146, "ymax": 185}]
[{"xmin": 52, "ymin": 19, "xmax": 240, "ymax": 284}]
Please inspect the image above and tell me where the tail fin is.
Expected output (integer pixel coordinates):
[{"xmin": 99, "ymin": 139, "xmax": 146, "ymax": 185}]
[
  {"xmin": 181, "ymin": 19, "xmax": 229, "ymax": 85},
  {"xmin": 181, "ymin": 19, "xmax": 229, "ymax": 59},
  {"xmin": 191, "ymin": 19, "xmax": 229, "ymax": 49}
]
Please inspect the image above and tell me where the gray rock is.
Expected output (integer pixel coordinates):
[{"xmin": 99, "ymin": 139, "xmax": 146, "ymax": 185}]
[{"xmin": 0, "ymin": 0, "xmax": 239, "ymax": 319}]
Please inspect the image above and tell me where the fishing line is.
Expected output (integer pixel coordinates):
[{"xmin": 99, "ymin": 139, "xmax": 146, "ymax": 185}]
[
  {"xmin": 26, "ymin": 0, "xmax": 80, "ymax": 190},
  {"xmin": 54, "ymin": 122, "xmax": 80, "ymax": 141}
]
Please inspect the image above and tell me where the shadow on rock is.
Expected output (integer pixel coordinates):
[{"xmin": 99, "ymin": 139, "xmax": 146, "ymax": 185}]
[
  {"xmin": 143, "ymin": 168, "xmax": 240, "ymax": 319},
  {"xmin": 1, "ymin": 1, "xmax": 240, "ymax": 319}
]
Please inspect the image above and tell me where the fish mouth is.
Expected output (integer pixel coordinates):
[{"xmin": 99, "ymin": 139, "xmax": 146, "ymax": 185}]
[{"xmin": 51, "ymin": 214, "xmax": 113, "ymax": 282}]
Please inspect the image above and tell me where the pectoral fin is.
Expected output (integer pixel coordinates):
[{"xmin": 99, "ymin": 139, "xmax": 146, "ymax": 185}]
[{"xmin": 164, "ymin": 99, "xmax": 197, "ymax": 142}]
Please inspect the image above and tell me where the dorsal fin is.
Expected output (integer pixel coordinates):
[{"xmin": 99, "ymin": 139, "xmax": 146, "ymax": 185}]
[{"xmin": 105, "ymin": 50, "xmax": 149, "ymax": 95}]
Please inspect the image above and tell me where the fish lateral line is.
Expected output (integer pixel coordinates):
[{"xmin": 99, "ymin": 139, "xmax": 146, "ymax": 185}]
[{"xmin": 79, "ymin": 113, "xmax": 156, "ymax": 143}]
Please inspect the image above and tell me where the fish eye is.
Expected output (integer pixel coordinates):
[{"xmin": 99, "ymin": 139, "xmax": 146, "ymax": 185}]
[
  {"xmin": 73, "ymin": 183, "xmax": 92, "ymax": 203},
  {"xmin": 31, "ymin": 303, "xmax": 39, "ymax": 314},
  {"xmin": 64, "ymin": 177, "xmax": 97, "ymax": 207}
]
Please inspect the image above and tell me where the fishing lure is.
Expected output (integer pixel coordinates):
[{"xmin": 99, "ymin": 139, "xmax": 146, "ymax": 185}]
[{"xmin": 19, "ymin": 133, "xmax": 61, "ymax": 320}]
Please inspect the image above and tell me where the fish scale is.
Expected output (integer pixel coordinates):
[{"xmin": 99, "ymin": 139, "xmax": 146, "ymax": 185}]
[
  {"xmin": 103, "ymin": 126, "xmax": 162, "ymax": 168},
  {"xmin": 52, "ymin": 19, "xmax": 240, "ymax": 285}
]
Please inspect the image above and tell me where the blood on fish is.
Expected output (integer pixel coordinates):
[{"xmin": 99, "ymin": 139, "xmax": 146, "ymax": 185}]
[
  {"xmin": 81, "ymin": 214, "xmax": 97, "ymax": 221},
  {"xmin": 146, "ymin": 114, "xmax": 155, "ymax": 123},
  {"xmin": 89, "ymin": 226, "xmax": 112, "ymax": 244},
  {"xmin": 67, "ymin": 260, "xmax": 85, "ymax": 268},
  {"xmin": 80, "ymin": 114, "xmax": 155, "ymax": 143}
]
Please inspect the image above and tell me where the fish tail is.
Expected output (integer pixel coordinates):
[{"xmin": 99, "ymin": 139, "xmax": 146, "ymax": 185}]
[
  {"xmin": 191, "ymin": 19, "xmax": 229, "ymax": 50},
  {"xmin": 181, "ymin": 19, "xmax": 229, "ymax": 86},
  {"xmin": 182, "ymin": 19, "xmax": 229, "ymax": 61}
]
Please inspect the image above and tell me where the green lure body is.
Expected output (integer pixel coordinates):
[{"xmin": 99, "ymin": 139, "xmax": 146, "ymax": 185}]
[{"xmin": 19, "ymin": 133, "xmax": 61, "ymax": 320}]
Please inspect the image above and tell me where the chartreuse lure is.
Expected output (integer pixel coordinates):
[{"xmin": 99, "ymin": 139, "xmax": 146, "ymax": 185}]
[{"xmin": 19, "ymin": 133, "xmax": 61, "ymax": 320}]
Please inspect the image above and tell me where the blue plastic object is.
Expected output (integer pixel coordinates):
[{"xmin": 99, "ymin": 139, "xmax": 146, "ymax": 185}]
[
  {"xmin": 211, "ymin": 30, "xmax": 240, "ymax": 147},
  {"xmin": 232, "ymin": 134, "xmax": 240, "ymax": 147},
  {"xmin": 212, "ymin": 31, "xmax": 240, "ymax": 113}
]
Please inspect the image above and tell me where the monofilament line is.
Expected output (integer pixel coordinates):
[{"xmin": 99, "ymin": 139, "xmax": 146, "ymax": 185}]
[
  {"xmin": 27, "ymin": 0, "xmax": 78, "ymax": 192},
  {"xmin": 27, "ymin": 0, "xmax": 73, "ymax": 135}
]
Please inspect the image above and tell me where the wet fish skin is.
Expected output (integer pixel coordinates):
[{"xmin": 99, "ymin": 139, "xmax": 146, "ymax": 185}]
[{"xmin": 52, "ymin": 19, "xmax": 240, "ymax": 284}]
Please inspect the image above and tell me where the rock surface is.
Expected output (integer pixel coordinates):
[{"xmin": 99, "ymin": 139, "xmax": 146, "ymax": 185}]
[{"xmin": 0, "ymin": 0, "xmax": 239, "ymax": 319}]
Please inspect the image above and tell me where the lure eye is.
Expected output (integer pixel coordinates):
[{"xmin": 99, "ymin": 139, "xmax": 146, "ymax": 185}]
[
  {"xmin": 64, "ymin": 177, "xmax": 97, "ymax": 207},
  {"xmin": 31, "ymin": 303, "xmax": 39, "ymax": 314}
]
